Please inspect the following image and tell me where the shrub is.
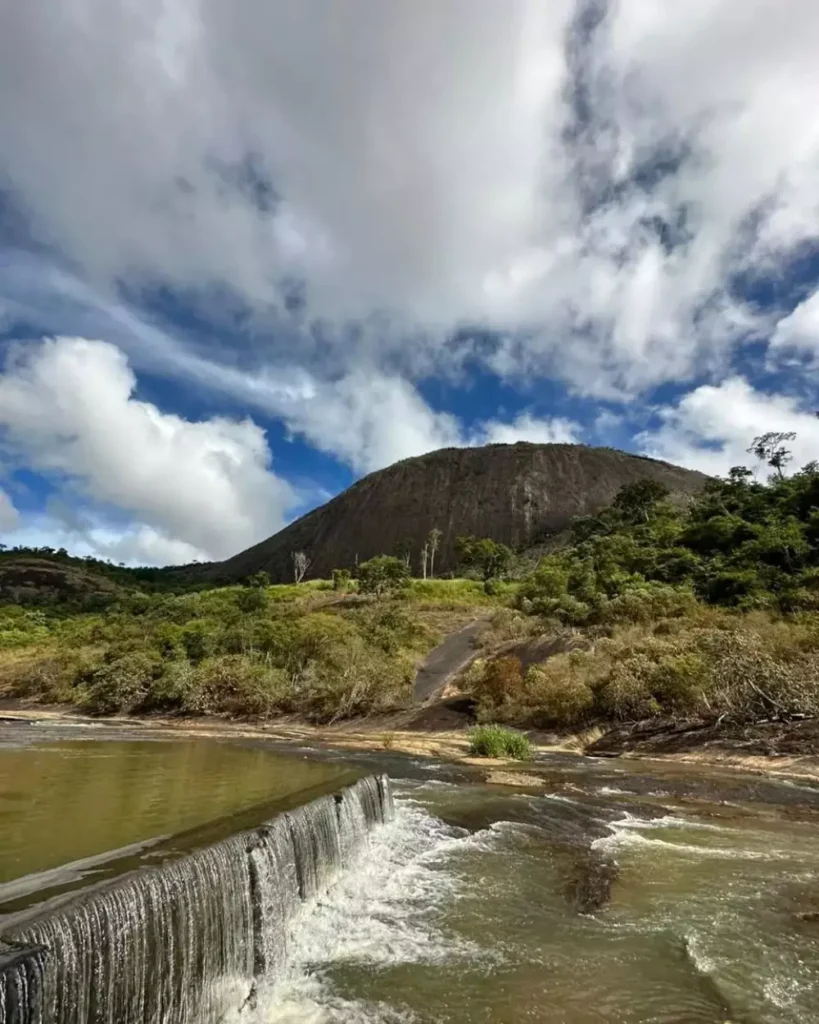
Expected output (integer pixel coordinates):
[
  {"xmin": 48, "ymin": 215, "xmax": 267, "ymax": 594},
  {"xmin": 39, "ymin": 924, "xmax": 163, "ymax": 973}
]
[
  {"xmin": 522, "ymin": 663, "xmax": 594, "ymax": 725},
  {"xmin": 468, "ymin": 724, "xmax": 532, "ymax": 760},
  {"xmin": 142, "ymin": 660, "xmax": 197, "ymax": 712},
  {"xmin": 180, "ymin": 621, "xmax": 217, "ymax": 663},
  {"xmin": 236, "ymin": 586, "xmax": 269, "ymax": 613},
  {"xmin": 82, "ymin": 652, "xmax": 160, "ymax": 715},
  {"xmin": 471, "ymin": 655, "xmax": 525, "ymax": 708},
  {"xmin": 188, "ymin": 655, "xmax": 291, "ymax": 718},
  {"xmin": 357, "ymin": 556, "xmax": 410, "ymax": 599},
  {"xmin": 332, "ymin": 568, "xmax": 352, "ymax": 591}
]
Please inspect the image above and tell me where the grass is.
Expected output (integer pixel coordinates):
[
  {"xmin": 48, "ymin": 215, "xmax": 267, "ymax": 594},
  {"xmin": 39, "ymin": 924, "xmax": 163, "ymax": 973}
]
[
  {"xmin": 468, "ymin": 723, "xmax": 533, "ymax": 760},
  {"xmin": 404, "ymin": 578, "xmax": 518, "ymax": 608}
]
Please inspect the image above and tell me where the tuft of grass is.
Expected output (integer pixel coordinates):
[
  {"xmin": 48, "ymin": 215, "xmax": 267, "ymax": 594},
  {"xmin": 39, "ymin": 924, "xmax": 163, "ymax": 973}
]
[{"xmin": 468, "ymin": 723, "xmax": 532, "ymax": 760}]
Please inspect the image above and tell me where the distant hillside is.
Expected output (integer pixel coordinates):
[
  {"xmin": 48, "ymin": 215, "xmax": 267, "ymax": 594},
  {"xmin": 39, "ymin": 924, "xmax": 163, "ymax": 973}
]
[
  {"xmin": 0, "ymin": 558, "xmax": 124, "ymax": 605},
  {"xmin": 196, "ymin": 443, "xmax": 709, "ymax": 583}
]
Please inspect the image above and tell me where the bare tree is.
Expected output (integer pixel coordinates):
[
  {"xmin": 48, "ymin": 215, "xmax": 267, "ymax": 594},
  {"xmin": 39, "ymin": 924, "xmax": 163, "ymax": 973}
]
[
  {"xmin": 427, "ymin": 528, "xmax": 442, "ymax": 578},
  {"xmin": 420, "ymin": 542, "xmax": 429, "ymax": 580},
  {"xmin": 292, "ymin": 550, "xmax": 311, "ymax": 583}
]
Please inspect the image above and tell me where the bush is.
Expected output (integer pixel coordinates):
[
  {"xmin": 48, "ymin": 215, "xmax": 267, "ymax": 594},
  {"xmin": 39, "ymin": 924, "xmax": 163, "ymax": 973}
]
[
  {"xmin": 468, "ymin": 724, "xmax": 532, "ymax": 760},
  {"xmin": 188, "ymin": 655, "xmax": 291, "ymax": 718},
  {"xmin": 522, "ymin": 663, "xmax": 594, "ymax": 725},
  {"xmin": 236, "ymin": 586, "xmax": 269, "ymax": 613},
  {"xmin": 357, "ymin": 556, "xmax": 410, "ymax": 599},
  {"xmin": 332, "ymin": 568, "xmax": 351, "ymax": 591},
  {"xmin": 82, "ymin": 652, "xmax": 160, "ymax": 715}
]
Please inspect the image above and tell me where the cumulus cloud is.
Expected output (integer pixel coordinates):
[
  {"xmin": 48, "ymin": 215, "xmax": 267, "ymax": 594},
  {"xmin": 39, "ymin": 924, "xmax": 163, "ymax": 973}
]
[
  {"xmin": 639, "ymin": 378, "xmax": 819, "ymax": 477},
  {"xmin": 0, "ymin": 487, "xmax": 19, "ymax": 532},
  {"xmin": 2, "ymin": 1, "xmax": 819, "ymax": 396},
  {"xmin": 476, "ymin": 414, "xmax": 580, "ymax": 447},
  {"xmin": 770, "ymin": 290, "xmax": 819, "ymax": 366},
  {"xmin": 1, "ymin": 517, "xmax": 204, "ymax": 567},
  {"xmin": 0, "ymin": 338, "xmax": 297, "ymax": 561}
]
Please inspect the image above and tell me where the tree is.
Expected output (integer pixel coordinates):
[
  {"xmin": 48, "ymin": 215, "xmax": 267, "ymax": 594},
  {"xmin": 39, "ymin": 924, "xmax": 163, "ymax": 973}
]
[
  {"xmin": 420, "ymin": 542, "xmax": 429, "ymax": 580},
  {"xmin": 246, "ymin": 570, "xmax": 270, "ymax": 588},
  {"xmin": 427, "ymin": 527, "xmax": 442, "ymax": 578},
  {"xmin": 612, "ymin": 479, "xmax": 670, "ymax": 523},
  {"xmin": 747, "ymin": 432, "xmax": 797, "ymax": 480},
  {"xmin": 357, "ymin": 555, "xmax": 410, "ymax": 600},
  {"xmin": 292, "ymin": 551, "xmax": 311, "ymax": 583},
  {"xmin": 455, "ymin": 535, "xmax": 513, "ymax": 581},
  {"xmin": 392, "ymin": 538, "xmax": 413, "ymax": 570}
]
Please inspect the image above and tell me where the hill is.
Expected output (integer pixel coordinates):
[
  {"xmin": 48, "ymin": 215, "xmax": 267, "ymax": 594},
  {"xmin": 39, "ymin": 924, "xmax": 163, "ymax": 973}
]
[
  {"xmin": 198, "ymin": 443, "xmax": 709, "ymax": 583},
  {"xmin": 0, "ymin": 558, "xmax": 124, "ymax": 606}
]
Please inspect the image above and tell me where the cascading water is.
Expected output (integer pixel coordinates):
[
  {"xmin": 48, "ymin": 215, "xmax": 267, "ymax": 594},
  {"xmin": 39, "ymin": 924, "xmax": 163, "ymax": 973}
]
[{"xmin": 0, "ymin": 774, "xmax": 393, "ymax": 1024}]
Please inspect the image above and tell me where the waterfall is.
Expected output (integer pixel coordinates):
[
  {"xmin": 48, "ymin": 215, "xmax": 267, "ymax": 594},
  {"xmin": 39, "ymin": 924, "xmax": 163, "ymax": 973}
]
[{"xmin": 0, "ymin": 774, "xmax": 393, "ymax": 1024}]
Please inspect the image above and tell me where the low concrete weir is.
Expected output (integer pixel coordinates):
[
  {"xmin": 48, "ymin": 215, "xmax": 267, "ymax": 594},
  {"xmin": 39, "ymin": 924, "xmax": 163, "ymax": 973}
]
[{"xmin": 0, "ymin": 775, "xmax": 394, "ymax": 1024}]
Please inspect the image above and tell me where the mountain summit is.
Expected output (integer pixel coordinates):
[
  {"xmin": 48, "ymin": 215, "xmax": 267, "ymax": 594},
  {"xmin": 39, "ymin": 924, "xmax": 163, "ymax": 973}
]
[{"xmin": 202, "ymin": 443, "xmax": 708, "ymax": 582}]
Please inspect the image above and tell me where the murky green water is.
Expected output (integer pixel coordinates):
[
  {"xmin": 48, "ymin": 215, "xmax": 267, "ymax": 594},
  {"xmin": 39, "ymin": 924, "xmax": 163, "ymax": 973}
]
[
  {"xmin": 255, "ymin": 759, "xmax": 819, "ymax": 1024},
  {"xmin": 0, "ymin": 736, "xmax": 357, "ymax": 896},
  {"xmin": 2, "ymin": 725, "xmax": 818, "ymax": 1023}
]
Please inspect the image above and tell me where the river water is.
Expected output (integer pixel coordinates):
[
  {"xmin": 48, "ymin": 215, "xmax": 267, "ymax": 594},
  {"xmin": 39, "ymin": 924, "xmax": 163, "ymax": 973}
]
[
  {"xmin": 248, "ymin": 758, "xmax": 819, "ymax": 1024},
  {"xmin": 1, "ymin": 724, "xmax": 818, "ymax": 1023}
]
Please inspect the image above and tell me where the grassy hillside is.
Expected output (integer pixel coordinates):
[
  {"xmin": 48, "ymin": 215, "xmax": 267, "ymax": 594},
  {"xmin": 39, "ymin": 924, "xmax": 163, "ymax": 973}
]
[
  {"xmin": 464, "ymin": 448, "xmax": 819, "ymax": 731},
  {"xmin": 0, "ymin": 576, "xmax": 496, "ymax": 722}
]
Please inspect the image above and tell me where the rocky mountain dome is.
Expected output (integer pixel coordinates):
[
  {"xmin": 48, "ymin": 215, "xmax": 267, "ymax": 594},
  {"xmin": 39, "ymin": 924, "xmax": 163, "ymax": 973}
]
[{"xmin": 196, "ymin": 443, "xmax": 709, "ymax": 583}]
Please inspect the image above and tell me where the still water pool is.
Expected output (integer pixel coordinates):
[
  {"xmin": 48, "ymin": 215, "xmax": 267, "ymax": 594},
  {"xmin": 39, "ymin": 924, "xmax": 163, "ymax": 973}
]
[{"xmin": 0, "ymin": 736, "xmax": 358, "ymax": 908}]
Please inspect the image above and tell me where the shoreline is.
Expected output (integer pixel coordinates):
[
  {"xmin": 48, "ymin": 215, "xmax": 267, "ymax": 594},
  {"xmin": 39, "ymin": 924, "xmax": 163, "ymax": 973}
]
[{"xmin": 2, "ymin": 700, "xmax": 819, "ymax": 785}]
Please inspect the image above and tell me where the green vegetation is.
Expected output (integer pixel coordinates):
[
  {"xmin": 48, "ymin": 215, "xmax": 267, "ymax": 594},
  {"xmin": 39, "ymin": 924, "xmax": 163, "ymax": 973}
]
[
  {"xmin": 357, "ymin": 555, "xmax": 411, "ymax": 599},
  {"xmin": 455, "ymin": 535, "xmax": 514, "ymax": 582},
  {"xmin": 468, "ymin": 609, "xmax": 819, "ymax": 729},
  {"xmin": 467, "ymin": 723, "xmax": 532, "ymax": 760},
  {"xmin": 2, "ymin": 434, "xmax": 817, "ymax": 738},
  {"xmin": 0, "ymin": 583, "xmax": 445, "ymax": 722},
  {"xmin": 466, "ymin": 436, "xmax": 819, "ymax": 732},
  {"xmin": 520, "ymin": 441, "xmax": 819, "ymax": 622}
]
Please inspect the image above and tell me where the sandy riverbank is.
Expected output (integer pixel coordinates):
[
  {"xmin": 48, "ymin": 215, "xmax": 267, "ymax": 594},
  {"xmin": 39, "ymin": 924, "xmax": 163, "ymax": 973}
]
[{"xmin": 3, "ymin": 700, "xmax": 819, "ymax": 785}]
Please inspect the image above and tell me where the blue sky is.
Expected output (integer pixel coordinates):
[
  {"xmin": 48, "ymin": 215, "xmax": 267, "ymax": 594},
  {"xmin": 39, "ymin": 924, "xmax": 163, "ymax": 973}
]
[{"xmin": 1, "ymin": 0, "xmax": 819, "ymax": 566}]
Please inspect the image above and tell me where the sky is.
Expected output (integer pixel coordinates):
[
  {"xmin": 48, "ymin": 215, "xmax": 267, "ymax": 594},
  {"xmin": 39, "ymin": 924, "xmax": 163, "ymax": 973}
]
[{"xmin": 1, "ymin": 0, "xmax": 818, "ymax": 566}]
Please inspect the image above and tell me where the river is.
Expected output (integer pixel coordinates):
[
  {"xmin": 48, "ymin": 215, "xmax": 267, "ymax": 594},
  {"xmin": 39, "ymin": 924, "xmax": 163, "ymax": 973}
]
[{"xmin": 2, "ymin": 722, "xmax": 818, "ymax": 1023}]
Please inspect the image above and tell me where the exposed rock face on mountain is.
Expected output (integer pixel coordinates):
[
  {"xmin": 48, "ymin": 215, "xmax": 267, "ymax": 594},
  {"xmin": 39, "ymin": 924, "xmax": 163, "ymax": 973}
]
[{"xmin": 201, "ymin": 443, "xmax": 708, "ymax": 583}]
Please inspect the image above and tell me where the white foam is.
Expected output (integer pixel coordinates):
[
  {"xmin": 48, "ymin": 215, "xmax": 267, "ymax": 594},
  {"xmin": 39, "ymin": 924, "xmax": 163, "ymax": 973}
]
[
  {"xmin": 592, "ymin": 827, "xmax": 781, "ymax": 860},
  {"xmin": 252, "ymin": 976, "xmax": 418, "ymax": 1024},
  {"xmin": 683, "ymin": 933, "xmax": 719, "ymax": 975},
  {"xmin": 248, "ymin": 797, "xmax": 503, "ymax": 1022},
  {"xmin": 609, "ymin": 813, "xmax": 726, "ymax": 832}
]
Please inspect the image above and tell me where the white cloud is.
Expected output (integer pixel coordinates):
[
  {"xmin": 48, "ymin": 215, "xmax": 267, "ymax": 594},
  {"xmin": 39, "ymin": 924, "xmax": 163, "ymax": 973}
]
[
  {"xmin": 2, "ymin": 1, "xmax": 819, "ymax": 397},
  {"xmin": 770, "ymin": 290, "xmax": 819, "ymax": 365},
  {"xmin": 639, "ymin": 377, "xmax": 819, "ymax": 477},
  {"xmin": 476, "ymin": 413, "xmax": 580, "ymax": 447},
  {"xmin": 0, "ymin": 487, "xmax": 19, "ymax": 532},
  {"xmin": 1, "ymin": 517, "xmax": 204, "ymax": 567},
  {"xmin": 0, "ymin": 338, "xmax": 297, "ymax": 561}
]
